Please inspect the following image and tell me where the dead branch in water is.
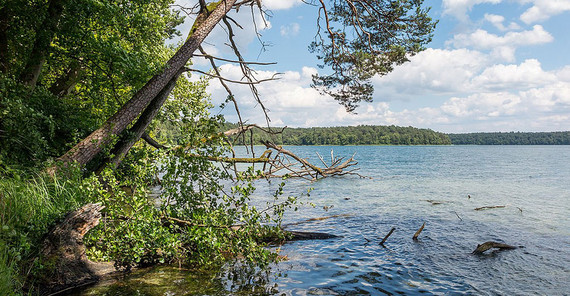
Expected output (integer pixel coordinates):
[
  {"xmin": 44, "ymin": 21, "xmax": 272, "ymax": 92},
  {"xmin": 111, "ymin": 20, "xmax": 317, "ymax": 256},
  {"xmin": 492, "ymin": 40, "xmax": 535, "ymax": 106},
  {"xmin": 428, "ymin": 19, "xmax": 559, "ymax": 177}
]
[
  {"xmin": 454, "ymin": 211, "xmax": 463, "ymax": 221},
  {"xmin": 474, "ymin": 205, "xmax": 506, "ymax": 211},
  {"xmin": 413, "ymin": 222, "xmax": 425, "ymax": 240},
  {"xmin": 472, "ymin": 241, "xmax": 518, "ymax": 254},
  {"xmin": 423, "ymin": 199, "xmax": 449, "ymax": 205},
  {"xmin": 260, "ymin": 141, "xmax": 367, "ymax": 181},
  {"xmin": 380, "ymin": 227, "xmax": 396, "ymax": 245},
  {"xmin": 282, "ymin": 214, "xmax": 352, "ymax": 229}
]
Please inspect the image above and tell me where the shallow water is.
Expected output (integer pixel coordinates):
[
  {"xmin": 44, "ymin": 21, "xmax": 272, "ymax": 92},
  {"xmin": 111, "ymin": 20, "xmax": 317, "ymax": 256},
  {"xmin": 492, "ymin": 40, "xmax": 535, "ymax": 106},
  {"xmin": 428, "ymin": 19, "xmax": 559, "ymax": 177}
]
[{"xmin": 74, "ymin": 146, "xmax": 570, "ymax": 295}]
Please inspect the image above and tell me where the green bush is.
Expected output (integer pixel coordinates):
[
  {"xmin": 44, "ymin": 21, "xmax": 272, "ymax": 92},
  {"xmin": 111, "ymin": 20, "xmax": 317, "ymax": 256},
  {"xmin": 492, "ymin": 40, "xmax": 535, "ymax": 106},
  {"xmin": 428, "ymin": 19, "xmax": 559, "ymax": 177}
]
[{"xmin": 0, "ymin": 74, "xmax": 95, "ymax": 169}]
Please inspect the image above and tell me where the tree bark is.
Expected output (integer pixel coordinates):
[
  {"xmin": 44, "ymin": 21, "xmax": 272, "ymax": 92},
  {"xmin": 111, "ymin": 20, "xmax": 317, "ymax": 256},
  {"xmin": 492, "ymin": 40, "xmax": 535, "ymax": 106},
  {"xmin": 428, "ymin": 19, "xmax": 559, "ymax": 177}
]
[
  {"xmin": 55, "ymin": 0, "xmax": 237, "ymax": 170},
  {"xmin": 98, "ymin": 69, "xmax": 183, "ymax": 172},
  {"xmin": 18, "ymin": 0, "xmax": 66, "ymax": 87},
  {"xmin": 38, "ymin": 203, "xmax": 114, "ymax": 295}
]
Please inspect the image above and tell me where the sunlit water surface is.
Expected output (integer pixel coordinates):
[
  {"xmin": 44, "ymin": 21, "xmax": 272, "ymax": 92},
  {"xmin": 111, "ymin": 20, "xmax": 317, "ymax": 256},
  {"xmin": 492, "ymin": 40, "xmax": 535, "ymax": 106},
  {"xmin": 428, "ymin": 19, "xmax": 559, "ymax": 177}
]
[{"xmin": 74, "ymin": 146, "xmax": 570, "ymax": 295}]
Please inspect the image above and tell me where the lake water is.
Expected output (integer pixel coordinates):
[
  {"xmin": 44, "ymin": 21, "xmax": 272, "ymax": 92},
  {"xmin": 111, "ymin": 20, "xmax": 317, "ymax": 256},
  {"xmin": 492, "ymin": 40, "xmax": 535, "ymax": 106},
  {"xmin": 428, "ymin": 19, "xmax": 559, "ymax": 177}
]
[{"xmin": 75, "ymin": 146, "xmax": 570, "ymax": 295}]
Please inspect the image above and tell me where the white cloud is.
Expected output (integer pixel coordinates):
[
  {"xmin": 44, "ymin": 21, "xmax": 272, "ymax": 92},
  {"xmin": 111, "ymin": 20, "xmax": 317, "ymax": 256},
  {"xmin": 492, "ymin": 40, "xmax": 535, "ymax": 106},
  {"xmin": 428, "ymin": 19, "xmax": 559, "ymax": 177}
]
[
  {"xmin": 207, "ymin": 64, "xmax": 342, "ymax": 126},
  {"xmin": 520, "ymin": 0, "xmax": 570, "ymax": 24},
  {"xmin": 442, "ymin": 0, "xmax": 502, "ymax": 21},
  {"xmin": 440, "ymin": 92, "xmax": 522, "ymax": 118},
  {"xmin": 448, "ymin": 25, "xmax": 553, "ymax": 61},
  {"xmin": 263, "ymin": 0, "xmax": 303, "ymax": 10},
  {"xmin": 472, "ymin": 59, "xmax": 557, "ymax": 90},
  {"xmin": 484, "ymin": 13, "xmax": 521, "ymax": 31},
  {"xmin": 450, "ymin": 25, "xmax": 553, "ymax": 49},
  {"xmin": 280, "ymin": 23, "xmax": 300, "ymax": 37},
  {"xmin": 372, "ymin": 48, "xmax": 488, "ymax": 96}
]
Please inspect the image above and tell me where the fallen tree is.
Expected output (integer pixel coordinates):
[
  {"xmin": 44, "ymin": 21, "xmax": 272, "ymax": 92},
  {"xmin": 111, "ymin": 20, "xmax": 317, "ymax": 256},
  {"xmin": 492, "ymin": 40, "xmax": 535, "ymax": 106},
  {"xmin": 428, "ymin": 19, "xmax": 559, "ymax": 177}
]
[
  {"xmin": 39, "ymin": 202, "xmax": 339, "ymax": 295},
  {"xmin": 37, "ymin": 203, "xmax": 113, "ymax": 295}
]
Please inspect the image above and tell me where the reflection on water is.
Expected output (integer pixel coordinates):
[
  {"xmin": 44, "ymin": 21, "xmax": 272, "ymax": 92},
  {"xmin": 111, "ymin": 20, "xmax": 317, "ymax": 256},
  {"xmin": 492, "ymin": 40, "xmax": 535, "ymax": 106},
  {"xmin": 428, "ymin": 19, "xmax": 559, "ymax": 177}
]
[
  {"xmin": 73, "ymin": 146, "xmax": 570, "ymax": 295},
  {"xmin": 75, "ymin": 264, "xmax": 280, "ymax": 295}
]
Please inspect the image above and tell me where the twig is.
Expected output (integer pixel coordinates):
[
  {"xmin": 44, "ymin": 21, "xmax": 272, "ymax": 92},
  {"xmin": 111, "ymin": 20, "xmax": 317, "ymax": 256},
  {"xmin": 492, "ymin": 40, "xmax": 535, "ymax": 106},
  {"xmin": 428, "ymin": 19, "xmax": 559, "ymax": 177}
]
[
  {"xmin": 454, "ymin": 211, "xmax": 463, "ymax": 221},
  {"xmin": 474, "ymin": 205, "xmax": 506, "ymax": 211},
  {"xmin": 412, "ymin": 222, "xmax": 425, "ymax": 240},
  {"xmin": 380, "ymin": 227, "xmax": 396, "ymax": 245}
]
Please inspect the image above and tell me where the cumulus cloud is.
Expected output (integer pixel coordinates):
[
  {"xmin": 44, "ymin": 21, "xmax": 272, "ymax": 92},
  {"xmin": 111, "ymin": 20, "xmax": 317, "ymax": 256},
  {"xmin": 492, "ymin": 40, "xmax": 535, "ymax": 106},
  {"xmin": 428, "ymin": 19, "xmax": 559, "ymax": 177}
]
[
  {"xmin": 280, "ymin": 23, "xmax": 300, "ymax": 37},
  {"xmin": 441, "ymin": 92, "xmax": 522, "ymax": 118},
  {"xmin": 442, "ymin": 0, "xmax": 502, "ymax": 21},
  {"xmin": 472, "ymin": 59, "xmax": 557, "ymax": 90},
  {"xmin": 263, "ymin": 0, "xmax": 303, "ymax": 10},
  {"xmin": 448, "ymin": 25, "xmax": 553, "ymax": 61},
  {"xmin": 207, "ymin": 64, "xmax": 344, "ymax": 126},
  {"xmin": 484, "ymin": 13, "xmax": 521, "ymax": 31},
  {"xmin": 372, "ymin": 48, "xmax": 488, "ymax": 97},
  {"xmin": 450, "ymin": 25, "xmax": 553, "ymax": 49},
  {"xmin": 204, "ymin": 56, "xmax": 570, "ymax": 132},
  {"xmin": 520, "ymin": 0, "xmax": 570, "ymax": 24}
]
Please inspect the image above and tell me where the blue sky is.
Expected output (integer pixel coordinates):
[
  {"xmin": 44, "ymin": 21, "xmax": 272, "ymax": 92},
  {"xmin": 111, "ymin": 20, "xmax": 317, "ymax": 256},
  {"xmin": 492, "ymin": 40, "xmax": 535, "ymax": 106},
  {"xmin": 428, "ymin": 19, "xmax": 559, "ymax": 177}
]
[{"xmin": 177, "ymin": 0, "xmax": 570, "ymax": 133}]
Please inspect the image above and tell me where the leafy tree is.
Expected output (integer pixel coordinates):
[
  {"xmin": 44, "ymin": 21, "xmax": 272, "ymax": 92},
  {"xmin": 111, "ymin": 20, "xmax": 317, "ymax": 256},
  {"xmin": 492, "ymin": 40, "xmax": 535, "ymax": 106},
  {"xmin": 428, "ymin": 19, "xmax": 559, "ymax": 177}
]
[
  {"xmin": 43, "ymin": 0, "xmax": 437, "ymax": 172},
  {"xmin": 310, "ymin": 0, "xmax": 436, "ymax": 112}
]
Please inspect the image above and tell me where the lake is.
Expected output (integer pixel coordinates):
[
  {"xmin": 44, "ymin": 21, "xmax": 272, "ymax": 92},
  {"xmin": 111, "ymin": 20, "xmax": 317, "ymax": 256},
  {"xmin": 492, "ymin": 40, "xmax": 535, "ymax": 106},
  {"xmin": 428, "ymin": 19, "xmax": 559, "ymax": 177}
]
[{"xmin": 74, "ymin": 146, "xmax": 570, "ymax": 295}]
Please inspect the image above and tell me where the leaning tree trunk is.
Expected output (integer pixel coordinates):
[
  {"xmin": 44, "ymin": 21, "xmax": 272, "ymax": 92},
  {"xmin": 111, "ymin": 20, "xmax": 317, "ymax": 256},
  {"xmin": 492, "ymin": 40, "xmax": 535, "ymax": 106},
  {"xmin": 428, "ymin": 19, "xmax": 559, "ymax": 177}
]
[
  {"xmin": 97, "ymin": 68, "xmax": 184, "ymax": 172},
  {"xmin": 55, "ymin": 0, "xmax": 237, "ymax": 171},
  {"xmin": 18, "ymin": 0, "xmax": 66, "ymax": 87}
]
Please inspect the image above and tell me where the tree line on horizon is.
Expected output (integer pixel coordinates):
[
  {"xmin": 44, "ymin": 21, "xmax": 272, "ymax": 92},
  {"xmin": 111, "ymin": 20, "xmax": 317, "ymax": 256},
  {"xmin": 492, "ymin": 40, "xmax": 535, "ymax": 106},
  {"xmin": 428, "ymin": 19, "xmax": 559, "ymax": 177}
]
[
  {"xmin": 178, "ymin": 124, "xmax": 570, "ymax": 146},
  {"xmin": 217, "ymin": 124, "xmax": 452, "ymax": 145},
  {"xmin": 448, "ymin": 131, "xmax": 570, "ymax": 145}
]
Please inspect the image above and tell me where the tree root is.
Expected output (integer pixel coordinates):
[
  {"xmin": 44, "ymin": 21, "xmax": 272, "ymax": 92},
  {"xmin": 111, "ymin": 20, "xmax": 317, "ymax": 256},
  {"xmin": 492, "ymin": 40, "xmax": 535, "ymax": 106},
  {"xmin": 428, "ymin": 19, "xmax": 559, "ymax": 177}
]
[{"xmin": 38, "ymin": 203, "xmax": 115, "ymax": 295}]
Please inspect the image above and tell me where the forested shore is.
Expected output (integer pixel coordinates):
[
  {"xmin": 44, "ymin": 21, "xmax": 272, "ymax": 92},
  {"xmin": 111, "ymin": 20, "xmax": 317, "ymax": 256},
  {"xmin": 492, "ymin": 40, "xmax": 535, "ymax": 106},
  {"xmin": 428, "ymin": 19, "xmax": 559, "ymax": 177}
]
[
  {"xmin": 217, "ymin": 124, "xmax": 570, "ymax": 146},
  {"xmin": 163, "ymin": 123, "xmax": 569, "ymax": 146},
  {"xmin": 448, "ymin": 131, "xmax": 570, "ymax": 145}
]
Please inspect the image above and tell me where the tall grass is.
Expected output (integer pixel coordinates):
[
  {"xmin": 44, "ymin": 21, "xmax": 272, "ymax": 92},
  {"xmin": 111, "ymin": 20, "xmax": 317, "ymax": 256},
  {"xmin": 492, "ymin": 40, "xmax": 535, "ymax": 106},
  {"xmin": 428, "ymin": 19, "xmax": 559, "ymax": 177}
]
[{"xmin": 0, "ymin": 173, "xmax": 88, "ymax": 295}]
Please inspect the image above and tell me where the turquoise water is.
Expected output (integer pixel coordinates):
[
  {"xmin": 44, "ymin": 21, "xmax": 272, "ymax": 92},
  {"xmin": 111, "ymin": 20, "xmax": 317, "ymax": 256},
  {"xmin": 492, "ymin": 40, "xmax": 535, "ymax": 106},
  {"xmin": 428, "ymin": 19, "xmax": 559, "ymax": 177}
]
[{"xmin": 76, "ymin": 146, "xmax": 570, "ymax": 295}]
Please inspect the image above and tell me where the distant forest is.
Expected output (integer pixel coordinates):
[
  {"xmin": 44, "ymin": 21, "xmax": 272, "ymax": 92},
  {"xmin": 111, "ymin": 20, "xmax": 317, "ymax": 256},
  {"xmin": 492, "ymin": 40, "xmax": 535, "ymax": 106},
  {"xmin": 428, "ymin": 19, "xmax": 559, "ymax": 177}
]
[
  {"xmin": 223, "ymin": 124, "xmax": 452, "ymax": 145},
  {"xmin": 155, "ymin": 122, "xmax": 570, "ymax": 146},
  {"xmin": 218, "ymin": 124, "xmax": 570, "ymax": 146},
  {"xmin": 448, "ymin": 132, "xmax": 570, "ymax": 145}
]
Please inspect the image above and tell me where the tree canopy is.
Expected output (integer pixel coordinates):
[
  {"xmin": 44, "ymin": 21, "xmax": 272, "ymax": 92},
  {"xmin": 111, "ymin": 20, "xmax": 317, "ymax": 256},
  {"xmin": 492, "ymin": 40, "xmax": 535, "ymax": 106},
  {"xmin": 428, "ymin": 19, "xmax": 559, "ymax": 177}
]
[{"xmin": 309, "ymin": 0, "xmax": 436, "ymax": 111}]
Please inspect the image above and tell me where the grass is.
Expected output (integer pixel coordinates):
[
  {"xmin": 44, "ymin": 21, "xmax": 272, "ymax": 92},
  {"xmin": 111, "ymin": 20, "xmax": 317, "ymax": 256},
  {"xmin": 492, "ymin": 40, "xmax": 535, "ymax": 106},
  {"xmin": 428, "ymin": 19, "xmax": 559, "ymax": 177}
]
[{"xmin": 0, "ymin": 172, "xmax": 88, "ymax": 295}]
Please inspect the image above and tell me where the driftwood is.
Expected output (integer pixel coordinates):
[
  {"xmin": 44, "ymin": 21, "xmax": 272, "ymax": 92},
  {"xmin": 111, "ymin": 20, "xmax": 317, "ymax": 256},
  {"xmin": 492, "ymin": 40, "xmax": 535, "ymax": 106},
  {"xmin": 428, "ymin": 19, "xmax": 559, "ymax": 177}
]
[
  {"xmin": 454, "ymin": 211, "xmax": 463, "ymax": 221},
  {"xmin": 38, "ymin": 203, "xmax": 114, "ymax": 295},
  {"xmin": 261, "ymin": 141, "xmax": 366, "ymax": 181},
  {"xmin": 285, "ymin": 230, "xmax": 339, "ymax": 241},
  {"xmin": 423, "ymin": 199, "xmax": 449, "ymax": 205},
  {"xmin": 474, "ymin": 205, "xmax": 506, "ymax": 211},
  {"xmin": 472, "ymin": 241, "xmax": 518, "ymax": 254},
  {"xmin": 380, "ymin": 227, "xmax": 396, "ymax": 245},
  {"xmin": 412, "ymin": 222, "xmax": 425, "ymax": 240},
  {"xmin": 283, "ymin": 214, "xmax": 352, "ymax": 229}
]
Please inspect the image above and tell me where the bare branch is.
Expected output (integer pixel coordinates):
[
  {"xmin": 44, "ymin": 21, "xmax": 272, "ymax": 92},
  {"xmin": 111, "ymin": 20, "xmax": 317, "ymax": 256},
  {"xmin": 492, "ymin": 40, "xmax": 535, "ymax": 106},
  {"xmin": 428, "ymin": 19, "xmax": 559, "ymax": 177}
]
[
  {"xmin": 184, "ymin": 68, "xmax": 280, "ymax": 85},
  {"xmin": 194, "ymin": 54, "xmax": 276, "ymax": 65}
]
